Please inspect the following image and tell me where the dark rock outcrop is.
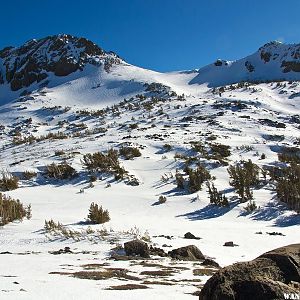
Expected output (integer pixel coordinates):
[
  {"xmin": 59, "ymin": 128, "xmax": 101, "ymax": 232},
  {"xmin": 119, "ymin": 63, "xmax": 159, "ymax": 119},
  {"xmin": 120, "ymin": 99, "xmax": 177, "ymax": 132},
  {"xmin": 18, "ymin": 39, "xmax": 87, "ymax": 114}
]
[
  {"xmin": 168, "ymin": 245, "xmax": 205, "ymax": 261},
  {"xmin": 0, "ymin": 34, "xmax": 122, "ymax": 91},
  {"xmin": 199, "ymin": 243, "xmax": 300, "ymax": 300},
  {"xmin": 124, "ymin": 239, "xmax": 150, "ymax": 258}
]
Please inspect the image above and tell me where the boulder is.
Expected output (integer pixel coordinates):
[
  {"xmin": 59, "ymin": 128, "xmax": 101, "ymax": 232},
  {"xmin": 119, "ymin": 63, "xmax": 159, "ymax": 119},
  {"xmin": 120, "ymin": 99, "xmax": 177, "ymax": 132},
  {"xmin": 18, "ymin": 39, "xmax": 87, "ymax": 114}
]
[
  {"xmin": 184, "ymin": 232, "xmax": 201, "ymax": 240},
  {"xmin": 124, "ymin": 240, "xmax": 150, "ymax": 258},
  {"xmin": 168, "ymin": 245, "xmax": 205, "ymax": 261},
  {"xmin": 223, "ymin": 241, "xmax": 238, "ymax": 247},
  {"xmin": 199, "ymin": 243, "xmax": 300, "ymax": 300},
  {"xmin": 201, "ymin": 258, "xmax": 220, "ymax": 268}
]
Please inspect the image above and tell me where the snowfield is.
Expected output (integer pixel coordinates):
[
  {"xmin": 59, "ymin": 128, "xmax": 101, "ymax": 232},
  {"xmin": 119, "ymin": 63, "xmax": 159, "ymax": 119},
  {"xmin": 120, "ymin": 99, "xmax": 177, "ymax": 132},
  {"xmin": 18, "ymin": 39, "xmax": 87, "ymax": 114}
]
[{"xmin": 0, "ymin": 37, "xmax": 300, "ymax": 299}]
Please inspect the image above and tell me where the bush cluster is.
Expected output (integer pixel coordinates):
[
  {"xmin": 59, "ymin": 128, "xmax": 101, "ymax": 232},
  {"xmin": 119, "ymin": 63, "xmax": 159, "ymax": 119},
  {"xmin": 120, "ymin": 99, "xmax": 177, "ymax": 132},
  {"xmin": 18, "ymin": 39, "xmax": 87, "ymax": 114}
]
[
  {"xmin": 186, "ymin": 165, "xmax": 211, "ymax": 193},
  {"xmin": 45, "ymin": 162, "xmax": 77, "ymax": 180},
  {"xmin": 82, "ymin": 149, "xmax": 127, "ymax": 180},
  {"xmin": 0, "ymin": 193, "xmax": 31, "ymax": 226},
  {"xmin": 207, "ymin": 182, "xmax": 229, "ymax": 207},
  {"xmin": 228, "ymin": 160, "xmax": 259, "ymax": 202},
  {"xmin": 119, "ymin": 146, "xmax": 141, "ymax": 160},
  {"xmin": 276, "ymin": 163, "xmax": 300, "ymax": 212},
  {"xmin": 22, "ymin": 171, "xmax": 37, "ymax": 180},
  {"xmin": 0, "ymin": 171, "xmax": 19, "ymax": 191}
]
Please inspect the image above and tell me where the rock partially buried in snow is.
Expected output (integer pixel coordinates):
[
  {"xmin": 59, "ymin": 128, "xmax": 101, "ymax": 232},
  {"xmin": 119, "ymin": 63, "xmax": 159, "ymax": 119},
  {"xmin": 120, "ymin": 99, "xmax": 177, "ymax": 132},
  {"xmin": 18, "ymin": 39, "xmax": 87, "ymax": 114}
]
[
  {"xmin": 168, "ymin": 245, "xmax": 205, "ymax": 261},
  {"xmin": 199, "ymin": 243, "xmax": 300, "ymax": 300},
  {"xmin": 124, "ymin": 239, "xmax": 150, "ymax": 258},
  {"xmin": 223, "ymin": 241, "xmax": 238, "ymax": 247},
  {"xmin": 184, "ymin": 232, "xmax": 201, "ymax": 240}
]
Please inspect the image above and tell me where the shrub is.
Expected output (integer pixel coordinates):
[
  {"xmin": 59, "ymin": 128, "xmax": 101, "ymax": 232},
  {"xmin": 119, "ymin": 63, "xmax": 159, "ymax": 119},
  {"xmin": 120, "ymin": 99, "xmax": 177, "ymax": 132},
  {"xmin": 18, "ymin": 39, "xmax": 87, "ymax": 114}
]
[
  {"xmin": 158, "ymin": 195, "xmax": 167, "ymax": 204},
  {"xmin": 44, "ymin": 219, "xmax": 63, "ymax": 232},
  {"xmin": 276, "ymin": 163, "xmax": 300, "ymax": 212},
  {"xmin": 22, "ymin": 171, "xmax": 37, "ymax": 180},
  {"xmin": 54, "ymin": 150, "xmax": 65, "ymax": 156},
  {"xmin": 0, "ymin": 193, "xmax": 31, "ymax": 226},
  {"xmin": 207, "ymin": 182, "xmax": 229, "ymax": 207},
  {"xmin": 45, "ymin": 162, "xmax": 77, "ymax": 180},
  {"xmin": 278, "ymin": 147, "xmax": 300, "ymax": 164},
  {"xmin": 163, "ymin": 144, "xmax": 172, "ymax": 152},
  {"xmin": 186, "ymin": 164, "xmax": 211, "ymax": 193},
  {"xmin": 119, "ymin": 146, "xmax": 141, "ymax": 160},
  {"xmin": 87, "ymin": 202, "xmax": 110, "ymax": 224},
  {"xmin": 210, "ymin": 143, "xmax": 231, "ymax": 158},
  {"xmin": 82, "ymin": 149, "xmax": 120, "ymax": 173},
  {"xmin": 175, "ymin": 171, "xmax": 185, "ymax": 189},
  {"xmin": 228, "ymin": 160, "xmax": 259, "ymax": 202},
  {"xmin": 244, "ymin": 200, "xmax": 258, "ymax": 212},
  {"xmin": 0, "ymin": 171, "xmax": 19, "ymax": 191},
  {"xmin": 89, "ymin": 175, "xmax": 97, "ymax": 182},
  {"xmin": 129, "ymin": 123, "xmax": 138, "ymax": 130}
]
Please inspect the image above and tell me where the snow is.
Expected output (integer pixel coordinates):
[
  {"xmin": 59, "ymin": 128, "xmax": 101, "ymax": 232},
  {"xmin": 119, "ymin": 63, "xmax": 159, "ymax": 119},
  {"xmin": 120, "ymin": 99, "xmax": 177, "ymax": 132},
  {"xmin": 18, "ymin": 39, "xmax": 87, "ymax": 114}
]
[{"xmin": 0, "ymin": 39, "xmax": 300, "ymax": 299}]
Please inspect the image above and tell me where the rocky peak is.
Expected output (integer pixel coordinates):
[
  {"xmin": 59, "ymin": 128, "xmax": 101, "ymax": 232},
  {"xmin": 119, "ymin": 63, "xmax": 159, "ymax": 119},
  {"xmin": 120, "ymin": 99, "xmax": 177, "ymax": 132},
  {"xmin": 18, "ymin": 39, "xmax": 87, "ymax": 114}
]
[{"xmin": 0, "ymin": 34, "xmax": 122, "ymax": 91}]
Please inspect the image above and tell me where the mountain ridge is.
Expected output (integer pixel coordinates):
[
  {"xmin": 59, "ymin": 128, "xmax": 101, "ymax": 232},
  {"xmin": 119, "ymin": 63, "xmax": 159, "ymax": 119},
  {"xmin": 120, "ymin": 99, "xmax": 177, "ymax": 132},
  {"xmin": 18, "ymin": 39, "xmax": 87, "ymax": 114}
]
[{"xmin": 1, "ymin": 34, "xmax": 300, "ymax": 106}]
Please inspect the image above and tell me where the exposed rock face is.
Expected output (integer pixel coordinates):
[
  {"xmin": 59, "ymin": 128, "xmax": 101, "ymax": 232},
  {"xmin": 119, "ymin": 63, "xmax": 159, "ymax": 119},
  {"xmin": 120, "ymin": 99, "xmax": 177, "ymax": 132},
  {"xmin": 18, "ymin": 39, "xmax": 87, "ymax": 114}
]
[
  {"xmin": 124, "ymin": 239, "xmax": 150, "ymax": 258},
  {"xmin": 199, "ymin": 243, "xmax": 300, "ymax": 300},
  {"xmin": 0, "ymin": 34, "xmax": 122, "ymax": 91},
  {"xmin": 168, "ymin": 245, "xmax": 205, "ymax": 261}
]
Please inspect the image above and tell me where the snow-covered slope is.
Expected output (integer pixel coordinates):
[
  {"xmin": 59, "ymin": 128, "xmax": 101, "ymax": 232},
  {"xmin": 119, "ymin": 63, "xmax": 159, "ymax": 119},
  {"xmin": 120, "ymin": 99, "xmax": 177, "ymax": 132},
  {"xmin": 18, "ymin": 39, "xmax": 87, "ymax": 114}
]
[
  {"xmin": 191, "ymin": 41, "xmax": 300, "ymax": 86},
  {"xmin": 2, "ymin": 36, "xmax": 300, "ymax": 106},
  {"xmin": 0, "ymin": 35, "xmax": 299, "ymax": 300}
]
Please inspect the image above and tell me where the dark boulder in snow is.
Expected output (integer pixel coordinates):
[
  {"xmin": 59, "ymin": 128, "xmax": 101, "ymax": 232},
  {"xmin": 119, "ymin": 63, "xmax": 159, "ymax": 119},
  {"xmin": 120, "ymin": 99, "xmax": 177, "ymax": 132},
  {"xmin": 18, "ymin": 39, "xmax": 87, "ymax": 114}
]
[
  {"xmin": 168, "ymin": 245, "xmax": 205, "ymax": 261},
  {"xmin": 124, "ymin": 239, "xmax": 150, "ymax": 258},
  {"xmin": 184, "ymin": 232, "xmax": 201, "ymax": 240},
  {"xmin": 199, "ymin": 243, "xmax": 300, "ymax": 300}
]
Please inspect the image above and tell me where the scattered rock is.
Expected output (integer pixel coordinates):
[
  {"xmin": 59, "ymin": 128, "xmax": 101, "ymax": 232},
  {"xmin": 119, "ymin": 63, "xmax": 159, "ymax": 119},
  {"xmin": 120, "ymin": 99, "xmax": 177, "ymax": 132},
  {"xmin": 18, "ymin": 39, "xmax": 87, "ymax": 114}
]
[
  {"xmin": 168, "ymin": 245, "xmax": 205, "ymax": 261},
  {"xmin": 223, "ymin": 241, "xmax": 238, "ymax": 247},
  {"xmin": 153, "ymin": 234, "xmax": 173, "ymax": 240},
  {"xmin": 199, "ymin": 243, "xmax": 300, "ymax": 300},
  {"xmin": 267, "ymin": 232, "xmax": 285, "ymax": 236},
  {"xmin": 184, "ymin": 232, "xmax": 201, "ymax": 240},
  {"xmin": 124, "ymin": 240, "xmax": 150, "ymax": 258},
  {"xmin": 149, "ymin": 246, "xmax": 167, "ymax": 257},
  {"xmin": 50, "ymin": 247, "xmax": 73, "ymax": 255},
  {"xmin": 201, "ymin": 259, "xmax": 220, "ymax": 268}
]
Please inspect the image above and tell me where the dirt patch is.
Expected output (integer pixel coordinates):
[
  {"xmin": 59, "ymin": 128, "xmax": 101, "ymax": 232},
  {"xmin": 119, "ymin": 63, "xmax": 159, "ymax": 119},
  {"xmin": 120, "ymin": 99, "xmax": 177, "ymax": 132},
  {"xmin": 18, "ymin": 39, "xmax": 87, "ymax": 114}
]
[{"xmin": 107, "ymin": 284, "xmax": 149, "ymax": 290}]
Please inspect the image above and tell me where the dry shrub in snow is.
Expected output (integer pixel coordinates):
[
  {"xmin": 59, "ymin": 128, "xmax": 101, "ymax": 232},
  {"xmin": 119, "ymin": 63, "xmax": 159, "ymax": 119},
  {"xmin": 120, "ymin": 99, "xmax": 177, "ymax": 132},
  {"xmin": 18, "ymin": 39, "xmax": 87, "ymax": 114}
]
[
  {"xmin": 0, "ymin": 171, "xmax": 19, "ymax": 191},
  {"xmin": 45, "ymin": 162, "xmax": 77, "ymax": 180},
  {"xmin": 0, "ymin": 193, "xmax": 31, "ymax": 226}
]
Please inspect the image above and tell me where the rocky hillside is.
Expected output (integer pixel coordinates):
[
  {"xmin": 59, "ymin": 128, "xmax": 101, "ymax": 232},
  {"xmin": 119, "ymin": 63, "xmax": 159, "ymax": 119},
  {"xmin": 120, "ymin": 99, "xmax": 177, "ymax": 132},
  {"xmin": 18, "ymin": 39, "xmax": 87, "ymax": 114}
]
[
  {"xmin": 0, "ymin": 34, "xmax": 122, "ymax": 91},
  {"xmin": 1, "ymin": 36, "xmax": 300, "ymax": 104},
  {"xmin": 192, "ymin": 41, "xmax": 300, "ymax": 86}
]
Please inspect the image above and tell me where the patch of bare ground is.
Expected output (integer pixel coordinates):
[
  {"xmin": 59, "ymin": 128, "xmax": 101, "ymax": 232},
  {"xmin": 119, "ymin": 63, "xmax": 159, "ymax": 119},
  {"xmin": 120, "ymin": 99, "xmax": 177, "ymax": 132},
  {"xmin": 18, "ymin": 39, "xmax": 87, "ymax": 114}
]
[
  {"xmin": 107, "ymin": 284, "xmax": 149, "ymax": 290},
  {"xmin": 142, "ymin": 280, "xmax": 175, "ymax": 285},
  {"xmin": 140, "ymin": 269, "xmax": 175, "ymax": 276},
  {"xmin": 73, "ymin": 268, "xmax": 140, "ymax": 281},
  {"xmin": 81, "ymin": 263, "xmax": 110, "ymax": 269}
]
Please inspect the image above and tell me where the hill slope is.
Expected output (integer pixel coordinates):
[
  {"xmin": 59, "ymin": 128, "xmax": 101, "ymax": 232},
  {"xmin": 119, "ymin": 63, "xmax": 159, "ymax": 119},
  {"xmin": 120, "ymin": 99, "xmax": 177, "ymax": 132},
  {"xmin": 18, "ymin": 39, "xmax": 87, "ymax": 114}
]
[{"xmin": 0, "ymin": 35, "xmax": 299, "ymax": 300}]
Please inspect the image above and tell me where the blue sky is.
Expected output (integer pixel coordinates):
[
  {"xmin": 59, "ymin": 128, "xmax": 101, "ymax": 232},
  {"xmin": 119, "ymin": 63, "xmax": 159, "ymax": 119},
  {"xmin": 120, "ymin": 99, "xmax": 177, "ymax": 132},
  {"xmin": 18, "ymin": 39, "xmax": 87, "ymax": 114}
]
[{"xmin": 1, "ymin": 0, "xmax": 299, "ymax": 72}]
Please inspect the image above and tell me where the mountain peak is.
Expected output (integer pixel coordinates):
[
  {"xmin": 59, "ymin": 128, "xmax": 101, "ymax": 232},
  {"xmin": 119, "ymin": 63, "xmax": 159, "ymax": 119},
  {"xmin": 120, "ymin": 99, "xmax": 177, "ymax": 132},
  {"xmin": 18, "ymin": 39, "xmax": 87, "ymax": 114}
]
[{"xmin": 0, "ymin": 34, "xmax": 122, "ymax": 91}]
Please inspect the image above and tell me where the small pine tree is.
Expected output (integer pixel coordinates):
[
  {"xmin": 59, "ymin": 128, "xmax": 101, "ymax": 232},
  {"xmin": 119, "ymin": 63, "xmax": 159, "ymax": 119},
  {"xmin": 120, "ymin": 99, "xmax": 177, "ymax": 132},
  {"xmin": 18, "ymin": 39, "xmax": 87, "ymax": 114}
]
[
  {"xmin": 87, "ymin": 203, "xmax": 110, "ymax": 224},
  {"xmin": 207, "ymin": 182, "xmax": 229, "ymax": 207},
  {"xmin": 228, "ymin": 160, "xmax": 259, "ymax": 202}
]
